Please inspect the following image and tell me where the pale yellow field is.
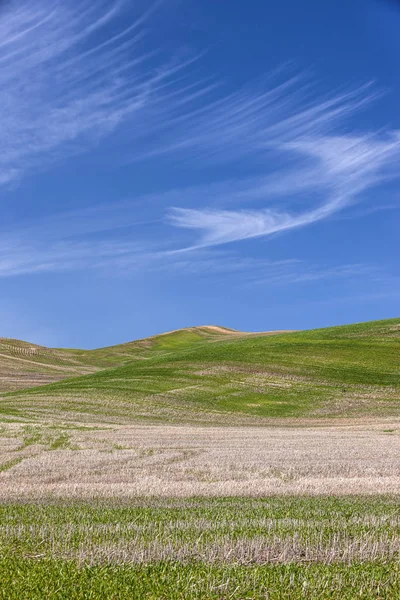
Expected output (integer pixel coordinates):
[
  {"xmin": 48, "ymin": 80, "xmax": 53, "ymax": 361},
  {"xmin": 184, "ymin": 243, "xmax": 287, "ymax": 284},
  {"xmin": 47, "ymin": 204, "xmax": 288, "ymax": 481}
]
[{"xmin": 1, "ymin": 420, "xmax": 400, "ymax": 500}]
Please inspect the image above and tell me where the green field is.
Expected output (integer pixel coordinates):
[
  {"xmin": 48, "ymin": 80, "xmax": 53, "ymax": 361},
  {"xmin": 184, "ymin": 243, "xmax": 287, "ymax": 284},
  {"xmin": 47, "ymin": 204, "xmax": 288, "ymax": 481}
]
[
  {"xmin": 1, "ymin": 497, "xmax": 400, "ymax": 599},
  {"xmin": 1, "ymin": 318, "xmax": 400, "ymax": 597},
  {"xmin": 0, "ymin": 326, "xmax": 235, "ymax": 393},
  {"xmin": 1, "ymin": 317, "xmax": 399, "ymax": 424}
]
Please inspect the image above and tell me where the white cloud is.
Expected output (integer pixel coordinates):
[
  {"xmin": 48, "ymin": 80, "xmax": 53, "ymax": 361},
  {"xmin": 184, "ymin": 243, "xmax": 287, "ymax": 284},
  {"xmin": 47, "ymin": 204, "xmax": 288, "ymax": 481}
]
[
  {"xmin": 128, "ymin": 81, "xmax": 377, "ymax": 165},
  {"xmin": 168, "ymin": 127, "xmax": 400, "ymax": 248},
  {"xmin": 245, "ymin": 262, "xmax": 391, "ymax": 287},
  {"xmin": 0, "ymin": 239, "xmax": 148, "ymax": 277},
  {"xmin": 0, "ymin": 0, "xmax": 399, "ymax": 285},
  {"xmin": 0, "ymin": 0, "xmax": 197, "ymax": 185}
]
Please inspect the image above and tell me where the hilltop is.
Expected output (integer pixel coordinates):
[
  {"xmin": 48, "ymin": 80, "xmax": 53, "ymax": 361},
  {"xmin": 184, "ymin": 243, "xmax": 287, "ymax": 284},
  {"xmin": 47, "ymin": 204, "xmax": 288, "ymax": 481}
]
[
  {"xmin": 0, "ymin": 325, "xmax": 282, "ymax": 392},
  {"xmin": 0, "ymin": 318, "xmax": 398, "ymax": 424}
]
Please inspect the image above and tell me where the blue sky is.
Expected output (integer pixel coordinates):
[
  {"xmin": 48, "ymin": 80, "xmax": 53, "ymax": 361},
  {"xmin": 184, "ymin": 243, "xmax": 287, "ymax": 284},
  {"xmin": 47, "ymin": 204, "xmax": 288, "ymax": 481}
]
[{"xmin": 0, "ymin": 0, "xmax": 399, "ymax": 348}]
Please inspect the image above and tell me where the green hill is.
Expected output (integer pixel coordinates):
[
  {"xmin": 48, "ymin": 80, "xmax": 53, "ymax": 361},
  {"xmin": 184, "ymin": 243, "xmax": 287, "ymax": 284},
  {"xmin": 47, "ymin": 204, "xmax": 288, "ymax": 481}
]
[
  {"xmin": 1, "ymin": 318, "xmax": 399, "ymax": 424},
  {"xmin": 0, "ymin": 326, "xmax": 245, "ymax": 392}
]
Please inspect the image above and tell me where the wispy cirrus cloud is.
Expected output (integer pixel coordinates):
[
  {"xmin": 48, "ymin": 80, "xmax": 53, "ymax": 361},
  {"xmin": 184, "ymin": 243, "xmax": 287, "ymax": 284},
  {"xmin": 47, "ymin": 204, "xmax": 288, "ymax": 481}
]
[
  {"xmin": 0, "ymin": 238, "xmax": 148, "ymax": 277},
  {"xmin": 0, "ymin": 187, "xmax": 397, "ymax": 297},
  {"xmin": 0, "ymin": 0, "xmax": 203, "ymax": 185},
  {"xmin": 168, "ymin": 98, "xmax": 400, "ymax": 248},
  {"xmin": 0, "ymin": 0, "xmax": 399, "ymax": 287},
  {"xmin": 0, "ymin": 220, "xmax": 393, "ymax": 296}
]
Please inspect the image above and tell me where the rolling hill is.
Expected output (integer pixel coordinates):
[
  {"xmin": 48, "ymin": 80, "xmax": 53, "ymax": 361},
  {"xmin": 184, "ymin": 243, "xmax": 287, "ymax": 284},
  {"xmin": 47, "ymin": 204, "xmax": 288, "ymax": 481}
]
[
  {"xmin": 0, "ymin": 326, "xmax": 249, "ymax": 392},
  {"xmin": 0, "ymin": 318, "xmax": 398, "ymax": 424}
]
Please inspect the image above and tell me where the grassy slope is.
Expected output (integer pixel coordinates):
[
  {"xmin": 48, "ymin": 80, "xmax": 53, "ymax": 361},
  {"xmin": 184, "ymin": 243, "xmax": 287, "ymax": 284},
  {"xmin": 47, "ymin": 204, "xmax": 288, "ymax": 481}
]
[
  {"xmin": 2, "ymin": 318, "xmax": 399, "ymax": 423},
  {"xmin": 0, "ymin": 326, "xmax": 240, "ymax": 393},
  {"xmin": 0, "ymin": 338, "xmax": 97, "ymax": 392},
  {"xmin": 1, "ymin": 497, "xmax": 400, "ymax": 599},
  {"xmin": 3, "ymin": 559, "xmax": 397, "ymax": 600},
  {"xmin": 2, "ymin": 323, "xmax": 400, "ymax": 598}
]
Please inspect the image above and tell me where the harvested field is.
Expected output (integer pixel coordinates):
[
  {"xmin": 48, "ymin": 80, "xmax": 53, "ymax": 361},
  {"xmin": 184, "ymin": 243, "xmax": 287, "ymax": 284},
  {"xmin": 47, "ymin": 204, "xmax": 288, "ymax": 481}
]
[
  {"xmin": 1, "ymin": 421, "xmax": 400, "ymax": 499},
  {"xmin": 3, "ymin": 496, "xmax": 400, "ymax": 565},
  {"xmin": 2, "ymin": 497, "xmax": 400, "ymax": 599},
  {"xmin": 1, "ymin": 318, "xmax": 399, "ymax": 598}
]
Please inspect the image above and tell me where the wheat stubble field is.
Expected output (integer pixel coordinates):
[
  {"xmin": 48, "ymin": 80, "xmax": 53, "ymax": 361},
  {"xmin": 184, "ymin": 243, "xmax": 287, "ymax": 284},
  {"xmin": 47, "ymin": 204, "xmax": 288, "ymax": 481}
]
[
  {"xmin": 2, "ymin": 422, "xmax": 400, "ymax": 499},
  {"xmin": 0, "ymin": 318, "xmax": 400, "ymax": 598}
]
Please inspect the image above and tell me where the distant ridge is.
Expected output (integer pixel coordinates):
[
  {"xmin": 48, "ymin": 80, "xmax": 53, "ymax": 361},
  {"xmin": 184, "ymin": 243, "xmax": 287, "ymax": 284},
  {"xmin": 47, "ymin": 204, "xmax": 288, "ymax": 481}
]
[
  {"xmin": 122, "ymin": 324, "xmax": 295, "ymax": 343},
  {"xmin": 0, "ymin": 324, "xmax": 288, "ymax": 392},
  {"xmin": 1, "ymin": 317, "xmax": 399, "ymax": 424}
]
